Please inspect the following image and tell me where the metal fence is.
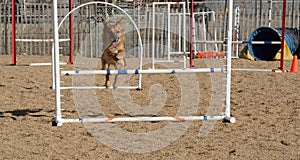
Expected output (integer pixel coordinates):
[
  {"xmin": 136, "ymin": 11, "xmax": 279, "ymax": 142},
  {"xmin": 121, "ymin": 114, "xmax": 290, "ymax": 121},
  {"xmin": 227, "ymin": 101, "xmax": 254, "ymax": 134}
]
[{"xmin": 0, "ymin": 0, "xmax": 299, "ymax": 57}]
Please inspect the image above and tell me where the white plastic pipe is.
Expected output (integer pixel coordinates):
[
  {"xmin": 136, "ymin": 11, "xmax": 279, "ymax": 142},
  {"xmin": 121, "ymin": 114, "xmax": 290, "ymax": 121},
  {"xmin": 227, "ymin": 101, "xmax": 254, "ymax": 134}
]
[
  {"xmin": 15, "ymin": 39, "xmax": 70, "ymax": 42},
  {"xmin": 225, "ymin": 0, "xmax": 233, "ymax": 120},
  {"xmin": 53, "ymin": 0, "xmax": 63, "ymax": 126},
  {"xmin": 61, "ymin": 68, "xmax": 224, "ymax": 75},
  {"xmin": 60, "ymin": 115, "xmax": 226, "ymax": 123}
]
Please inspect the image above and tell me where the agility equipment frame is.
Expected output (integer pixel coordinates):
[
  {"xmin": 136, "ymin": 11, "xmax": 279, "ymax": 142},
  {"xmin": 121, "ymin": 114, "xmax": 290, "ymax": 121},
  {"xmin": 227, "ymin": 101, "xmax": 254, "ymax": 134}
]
[
  {"xmin": 11, "ymin": 0, "xmax": 74, "ymax": 65},
  {"xmin": 52, "ymin": 1, "xmax": 236, "ymax": 126}
]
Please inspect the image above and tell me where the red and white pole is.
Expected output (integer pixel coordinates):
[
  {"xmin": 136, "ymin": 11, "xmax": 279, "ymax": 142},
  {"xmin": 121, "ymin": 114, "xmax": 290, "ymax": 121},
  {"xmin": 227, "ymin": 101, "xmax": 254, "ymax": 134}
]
[
  {"xmin": 11, "ymin": 0, "xmax": 16, "ymax": 65},
  {"xmin": 279, "ymin": 0, "xmax": 287, "ymax": 71},
  {"xmin": 68, "ymin": 0, "xmax": 74, "ymax": 64}
]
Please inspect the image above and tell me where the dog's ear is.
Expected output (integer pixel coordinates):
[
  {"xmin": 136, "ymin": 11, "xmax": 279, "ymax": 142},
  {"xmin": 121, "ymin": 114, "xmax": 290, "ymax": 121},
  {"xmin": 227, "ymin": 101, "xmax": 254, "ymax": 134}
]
[
  {"xmin": 102, "ymin": 18, "xmax": 108, "ymax": 26},
  {"xmin": 116, "ymin": 17, "xmax": 125, "ymax": 26},
  {"xmin": 102, "ymin": 17, "xmax": 111, "ymax": 27}
]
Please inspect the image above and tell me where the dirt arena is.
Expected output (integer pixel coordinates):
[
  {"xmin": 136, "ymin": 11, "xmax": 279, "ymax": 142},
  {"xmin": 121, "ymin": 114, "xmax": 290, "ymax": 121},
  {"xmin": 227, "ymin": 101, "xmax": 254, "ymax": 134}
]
[{"xmin": 0, "ymin": 55, "xmax": 299, "ymax": 159}]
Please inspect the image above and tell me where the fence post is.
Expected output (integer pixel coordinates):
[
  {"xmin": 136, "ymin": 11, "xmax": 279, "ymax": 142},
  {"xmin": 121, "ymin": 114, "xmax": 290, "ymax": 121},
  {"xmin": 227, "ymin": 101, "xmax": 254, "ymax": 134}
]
[
  {"xmin": 11, "ymin": 0, "xmax": 16, "ymax": 65},
  {"xmin": 68, "ymin": 0, "xmax": 74, "ymax": 64},
  {"xmin": 279, "ymin": 0, "xmax": 287, "ymax": 71}
]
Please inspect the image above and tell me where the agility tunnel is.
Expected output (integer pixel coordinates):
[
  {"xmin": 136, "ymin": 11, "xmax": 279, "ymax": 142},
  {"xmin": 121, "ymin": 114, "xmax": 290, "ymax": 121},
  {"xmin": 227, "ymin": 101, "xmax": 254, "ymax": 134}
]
[{"xmin": 241, "ymin": 27, "xmax": 300, "ymax": 61}]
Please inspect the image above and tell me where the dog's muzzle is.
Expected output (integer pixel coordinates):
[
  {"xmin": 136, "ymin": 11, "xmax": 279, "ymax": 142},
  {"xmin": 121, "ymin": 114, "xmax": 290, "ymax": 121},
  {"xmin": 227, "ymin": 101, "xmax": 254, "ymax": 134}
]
[{"xmin": 112, "ymin": 38, "xmax": 119, "ymax": 46}]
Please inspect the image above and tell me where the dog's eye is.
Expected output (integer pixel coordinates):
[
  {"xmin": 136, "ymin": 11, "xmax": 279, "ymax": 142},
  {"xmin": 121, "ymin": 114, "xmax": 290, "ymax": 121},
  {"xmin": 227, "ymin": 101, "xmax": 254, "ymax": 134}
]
[{"xmin": 116, "ymin": 31, "xmax": 120, "ymax": 34}]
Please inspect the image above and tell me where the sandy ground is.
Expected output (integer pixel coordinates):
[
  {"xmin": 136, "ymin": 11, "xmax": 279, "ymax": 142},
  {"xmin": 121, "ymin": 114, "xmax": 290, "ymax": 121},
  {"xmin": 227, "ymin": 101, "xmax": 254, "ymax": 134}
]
[{"xmin": 0, "ymin": 55, "xmax": 299, "ymax": 160}]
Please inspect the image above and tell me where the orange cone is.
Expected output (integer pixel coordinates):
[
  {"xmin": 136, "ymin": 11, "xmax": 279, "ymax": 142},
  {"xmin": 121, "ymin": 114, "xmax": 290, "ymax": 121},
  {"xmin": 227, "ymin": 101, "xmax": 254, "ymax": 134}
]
[{"xmin": 290, "ymin": 55, "xmax": 298, "ymax": 73}]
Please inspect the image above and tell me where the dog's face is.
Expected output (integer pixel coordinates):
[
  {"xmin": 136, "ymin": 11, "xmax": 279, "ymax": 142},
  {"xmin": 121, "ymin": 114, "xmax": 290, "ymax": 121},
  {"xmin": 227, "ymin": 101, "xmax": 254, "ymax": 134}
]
[{"xmin": 103, "ymin": 18, "xmax": 125, "ymax": 46}]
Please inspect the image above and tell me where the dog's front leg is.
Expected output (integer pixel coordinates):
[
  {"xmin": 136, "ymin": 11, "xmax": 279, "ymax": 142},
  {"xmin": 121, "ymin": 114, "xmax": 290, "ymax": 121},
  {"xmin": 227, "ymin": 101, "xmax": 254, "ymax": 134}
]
[
  {"xmin": 116, "ymin": 50, "xmax": 126, "ymax": 66},
  {"xmin": 105, "ymin": 64, "xmax": 111, "ymax": 88},
  {"xmin": 102, "ymin": 61, "xmax": 111, "ymax": 88},
  {"xmin": 116, "ymin": 50, "xmax": 125, "ymax": 65},
  {"xmin": 105, "ymin": 75, "xmax": 110, "ymax": 88},
  {"xmin": 112, "ymin": 63, "xmax": 118, "ymax": 89}
]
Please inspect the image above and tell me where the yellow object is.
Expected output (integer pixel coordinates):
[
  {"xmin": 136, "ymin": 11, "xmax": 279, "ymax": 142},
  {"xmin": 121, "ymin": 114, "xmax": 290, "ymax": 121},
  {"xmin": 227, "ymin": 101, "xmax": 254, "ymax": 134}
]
[
  {"xmin": 239, "ymin": 46, "xmax": 255, "ymax": 60},
  {"xmin": 273, "ymin": 42, "xmax": 293, "ymax": 60},
  {"xmin": 239, "ymin": 41, "xmax": 294, "ymax": 61}
]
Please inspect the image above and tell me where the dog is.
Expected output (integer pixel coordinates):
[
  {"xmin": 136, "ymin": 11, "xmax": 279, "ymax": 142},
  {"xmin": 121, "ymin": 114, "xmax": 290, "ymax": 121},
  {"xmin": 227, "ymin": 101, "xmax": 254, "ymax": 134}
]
[{"xmin": 101, "ymin": 17, "xmax": 126, "ymax": 88}]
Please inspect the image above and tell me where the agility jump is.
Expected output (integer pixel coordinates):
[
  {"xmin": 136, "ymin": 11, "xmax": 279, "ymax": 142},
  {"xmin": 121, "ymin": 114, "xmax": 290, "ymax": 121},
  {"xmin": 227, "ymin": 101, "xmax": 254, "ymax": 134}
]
[{"xmin": 52, "ymin": 1, "xmax": 235, "ymax": 126}]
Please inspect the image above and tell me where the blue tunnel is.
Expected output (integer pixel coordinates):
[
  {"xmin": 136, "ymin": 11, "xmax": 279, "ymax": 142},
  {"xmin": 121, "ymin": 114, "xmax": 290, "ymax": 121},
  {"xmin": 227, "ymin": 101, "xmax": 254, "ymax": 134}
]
[{"xmin": 247, "ymin": 27, "xmax": 300, "ymax": 61}]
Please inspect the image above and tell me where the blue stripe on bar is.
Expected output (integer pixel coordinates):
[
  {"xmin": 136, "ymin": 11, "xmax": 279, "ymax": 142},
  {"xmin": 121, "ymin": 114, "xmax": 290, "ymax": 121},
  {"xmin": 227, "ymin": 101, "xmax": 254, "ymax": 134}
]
[
  {"xmin": 210, "ymin": 68, "xmax": 214, "ymax": 72},
  {"xmin": 204, "ymin": 116, "xmax": 207, "ymax": 120},
  {"xmin": 242, "ymin": 41, "xmax": 250, "ymax": 44},
  {"xmin": 135, "ymin": 69, "xmax": 139, "ymax": 74},
  {"xmin": 171, "ymin": 70, "xmax": 176, "ymax": 74},
  {"xmin": 242, "ymin": 41, "xmax": 275, "ymax": 44},
  {"xmin": 75, "ymin": 70, "xmax": 79, "ymax": 74},
  {"xmin": 264, "ymin": 41, "xmax": 271, "ymax": 44},
  {"xmin": 107, "ymin": 70, "xmax": 110, "ymax": 75},
  {"xmin": 118, "ymin": 70, "xmax": 127, "ymax": 74}
]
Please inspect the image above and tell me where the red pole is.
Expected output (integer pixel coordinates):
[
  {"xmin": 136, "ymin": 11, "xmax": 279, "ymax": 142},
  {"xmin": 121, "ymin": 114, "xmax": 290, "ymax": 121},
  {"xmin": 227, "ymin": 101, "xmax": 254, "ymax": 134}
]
[
  {"xmin": 279, "ymin": 0, "xmax": 287, "ymax": 71},
  {"xmin": 189, "ymin": 0, "xmax": 194, "ymax": 68},
  {"xmin": 11, "ymin": 0, "xmax": 16, "ymax": 65},
  {"xmin": 68, "ymin": 0, "xmax": 74, "ymax": 64}
]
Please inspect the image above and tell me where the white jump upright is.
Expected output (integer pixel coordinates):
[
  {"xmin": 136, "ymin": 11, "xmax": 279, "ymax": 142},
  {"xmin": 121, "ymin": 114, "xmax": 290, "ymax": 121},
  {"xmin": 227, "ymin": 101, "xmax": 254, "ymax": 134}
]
[
  {"xmin": 224, "ymin": 0, "xmax": 234, "ymax": 122},
  {"xmin": 53, "ymin": 0, "xmax": 62, "ymax": 126},
  {"xmin": 52, "ymin": 1, "xmax": 236, "ymax": 126},
  {"xmin": 151, "ymin": 2, "xmax": 187, "ymax": 69},
  {"xmin": 193, "ymin": 11, "xmax": 219, "ymax": 53},
  {"xmin": 234, "ymin": 5, "xmax": 240, "ymax": 58}
]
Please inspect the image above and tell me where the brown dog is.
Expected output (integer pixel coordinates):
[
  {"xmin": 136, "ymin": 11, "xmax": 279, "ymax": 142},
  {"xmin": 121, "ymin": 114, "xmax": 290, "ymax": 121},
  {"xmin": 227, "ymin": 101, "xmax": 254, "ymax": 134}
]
[{"xmin": 101, "ymin": 17, "xmax": 126, "ymax": 88}]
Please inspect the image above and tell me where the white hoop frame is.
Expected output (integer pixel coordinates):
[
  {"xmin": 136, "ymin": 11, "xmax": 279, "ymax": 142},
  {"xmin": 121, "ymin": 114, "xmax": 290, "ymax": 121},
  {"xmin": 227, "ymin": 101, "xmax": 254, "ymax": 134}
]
[{"xmin": 53, "ymin": 1, "xmax": 144, "ymax": 126}]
